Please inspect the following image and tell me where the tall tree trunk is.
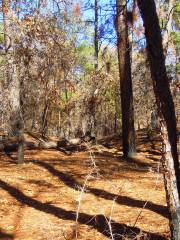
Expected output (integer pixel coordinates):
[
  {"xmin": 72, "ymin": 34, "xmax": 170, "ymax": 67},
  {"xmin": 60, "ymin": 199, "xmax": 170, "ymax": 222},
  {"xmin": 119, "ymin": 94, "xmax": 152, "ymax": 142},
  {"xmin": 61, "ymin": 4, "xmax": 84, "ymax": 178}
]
[
  {"xmin": 137, "ymin": 0, "xmax": 180, "ymax": 239},
  {"xmin": 94, "ymin": 0, "xmax": 99, "ymax": 70},
  {"xmin": 163, "ymin": 0, "xmax": 175, "ymax": 55},
  {"xmin": 116, "ymin": 0, "xmax": 136, "ymax": 157},
  {"xmin": 150, "ymin": 0, "xmax": 174, "ymax": 133},
  {"xmin": 89, "ymin": 0, "xmax": 99, "ymax": 136},
  {"xmin": 3, "ymin": 0, "xmax": 24, "ymax": 164}
]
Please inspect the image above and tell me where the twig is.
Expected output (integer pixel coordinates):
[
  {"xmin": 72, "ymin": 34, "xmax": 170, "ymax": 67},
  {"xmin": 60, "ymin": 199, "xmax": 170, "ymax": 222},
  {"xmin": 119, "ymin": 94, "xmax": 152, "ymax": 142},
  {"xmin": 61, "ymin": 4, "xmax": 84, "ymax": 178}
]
[
  {"xmin": 75, "ymin": 170, "xmax": 92, "ymax": 240},
  {"xmin": 75, "ymin": 141, "xmax": 99, "ymax": 239}
]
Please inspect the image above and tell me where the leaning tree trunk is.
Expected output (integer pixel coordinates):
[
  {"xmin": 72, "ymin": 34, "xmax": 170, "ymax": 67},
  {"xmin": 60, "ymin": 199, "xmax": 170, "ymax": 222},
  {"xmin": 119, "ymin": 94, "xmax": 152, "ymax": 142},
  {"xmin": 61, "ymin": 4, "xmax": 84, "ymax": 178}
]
[
  {"xmin": 137, "ymin": 0, "xmax": 180, "ymax": 239},
  {"xmin": 150, "ymin": 0, "xmax": 175, "ymax": 133},
  {"xmin": 3, "ymin": 0, "xmax": 24, "ymax": 164},
  {"xmin": 41, "ymin": 102, "xmax": 49, "ymax": 138},
  {"xmin": 163, "ymin": 0, "xmax": 175, "ymax": 55},
  {"xmin": 116, "ymin": 0, "xmax": 136, "ymax": 157}
]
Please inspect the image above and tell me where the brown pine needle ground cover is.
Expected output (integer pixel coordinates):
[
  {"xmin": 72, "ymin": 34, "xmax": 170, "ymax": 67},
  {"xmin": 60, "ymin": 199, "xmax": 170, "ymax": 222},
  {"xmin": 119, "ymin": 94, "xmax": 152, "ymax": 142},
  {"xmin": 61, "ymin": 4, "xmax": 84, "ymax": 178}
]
[{"xmin": 0, "ymin": 134, "xmax": 170, "ymax": 240}]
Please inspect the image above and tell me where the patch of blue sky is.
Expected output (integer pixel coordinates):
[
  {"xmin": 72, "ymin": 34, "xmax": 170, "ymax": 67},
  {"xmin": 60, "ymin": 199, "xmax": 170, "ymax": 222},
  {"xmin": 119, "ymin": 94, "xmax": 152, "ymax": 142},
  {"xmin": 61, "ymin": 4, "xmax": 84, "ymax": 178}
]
[{"xmin": 80, "ymin": 0, "xmax": 117, "ymax": 46}]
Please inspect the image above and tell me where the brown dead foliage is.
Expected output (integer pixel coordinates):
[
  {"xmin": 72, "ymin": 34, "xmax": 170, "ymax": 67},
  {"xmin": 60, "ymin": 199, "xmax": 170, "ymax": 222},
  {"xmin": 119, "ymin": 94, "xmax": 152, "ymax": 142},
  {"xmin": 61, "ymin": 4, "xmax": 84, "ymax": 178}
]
[{"xmin": 0, "ymin": 134, "xmax": 170, "ymax": 240}]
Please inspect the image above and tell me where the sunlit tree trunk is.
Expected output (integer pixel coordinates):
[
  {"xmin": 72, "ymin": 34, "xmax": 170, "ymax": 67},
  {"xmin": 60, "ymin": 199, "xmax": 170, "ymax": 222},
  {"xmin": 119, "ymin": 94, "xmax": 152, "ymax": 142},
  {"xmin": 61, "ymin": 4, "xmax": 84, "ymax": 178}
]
[
  {"xmin": 3, "ymin": 0, "xmax": 24, "ymax": 164},
  {"xmin": 137, "ymin": 0, "xmax": 180, "ymax": 239},
  {"xmin": 41, "ymin": 85, "xmax": 49, "ymax": 138},
  {"xmin": 163, "ymin": 0, "xmax": 175, "ymax": 55},
  {"xmin": 116, "ymin": 0, "xmax": 136, "ymax": 157}
]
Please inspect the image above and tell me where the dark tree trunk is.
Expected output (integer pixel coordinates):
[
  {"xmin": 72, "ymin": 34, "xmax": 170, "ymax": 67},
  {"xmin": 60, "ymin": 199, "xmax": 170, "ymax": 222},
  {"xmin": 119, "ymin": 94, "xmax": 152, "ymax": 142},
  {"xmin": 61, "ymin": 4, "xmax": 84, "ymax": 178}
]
[
  {"xmin": 17, "ymin": 74, "xmax": 26, "ymax": 164},
  {"xmin": 94, "ymin": 0, "xmax": 99, "ymax": 70},
  {"xmin": 137, "ymin": 0, "xmax": 180, "ymax": 239},
  {"xmin": 116, "ymin": 0, "xmax": 136, "ymax": 157},
  {"xmin": 17, "ymin": 125, "xmax": 24, "ymax": 164},
  {"xmin": 41, "ymin": 103, "xmax": 49, "ymax": 138}
]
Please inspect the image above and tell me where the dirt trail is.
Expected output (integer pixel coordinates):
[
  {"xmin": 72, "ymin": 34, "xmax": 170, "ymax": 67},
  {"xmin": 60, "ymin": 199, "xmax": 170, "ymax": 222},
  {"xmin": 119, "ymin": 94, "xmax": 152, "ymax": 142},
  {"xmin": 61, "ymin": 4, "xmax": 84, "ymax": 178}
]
[{"xmin": 0, "ymin": 136, "xmax": 170, "ymax": 240}]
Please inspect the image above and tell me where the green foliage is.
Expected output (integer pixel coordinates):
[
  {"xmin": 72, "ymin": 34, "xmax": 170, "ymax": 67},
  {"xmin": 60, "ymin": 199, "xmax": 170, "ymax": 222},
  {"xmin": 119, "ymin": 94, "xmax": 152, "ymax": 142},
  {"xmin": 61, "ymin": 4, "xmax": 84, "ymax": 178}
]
[
  {"xmin": 76, "ymin": 42, "xmax": 94, "ymax": 73},
  {"xmin": 173, "ymin": 1, "xmax": 180, "ymax": 28},
  {"xmin": 0, "ymin": 23, "xmax": 4, "ymax": 44},
  {"xmin": 60, "ymin": 90, "xmax": 77, "ymax": 102},
  {"xmin": 0, "ymin": 56, "xmax": 5, "ymax": 66},
  {"xmin": 171, "ymin": 31, "xmax": 180, "ymax": 61},
  {"xmin": 171, "ymin": 31, "xmax": 180, "ymax": 48},
  {"xmin": 176, "ymin": 63, "xmax": 180, "ymax": 73}
]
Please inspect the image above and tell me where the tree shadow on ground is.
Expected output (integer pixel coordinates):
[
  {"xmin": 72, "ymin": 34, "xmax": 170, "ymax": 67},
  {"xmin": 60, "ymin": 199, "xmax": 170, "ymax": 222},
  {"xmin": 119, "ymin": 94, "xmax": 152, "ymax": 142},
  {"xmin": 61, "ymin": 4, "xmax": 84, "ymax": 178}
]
[
  {"xmin": 137, "ymin": 149, "xmax": 161, "ymax": 156},
  {"xmin": 30, "ymin": 160, "xmax": 168, "ymax": 219},
  {"xmin": 0, "ymin": 179, "xmax": 168, "ymax": 240},
  {"xmin": 92, "ymin": 151, "xmax": 160, "ymax": 172},
  {"xmin": 120, "ymin": 156, "xmax": 157, "ymax": 169},
  {"xmin": 27, "ymin": 179, "xmax": 56, "ymax": 188},
  {"xmin": 0, "ymin": 229, "xmax": 14, "ymax": 240},
  {"xmin": 4, "ymin": 149, "xmax": 16, "ymax": 161}
]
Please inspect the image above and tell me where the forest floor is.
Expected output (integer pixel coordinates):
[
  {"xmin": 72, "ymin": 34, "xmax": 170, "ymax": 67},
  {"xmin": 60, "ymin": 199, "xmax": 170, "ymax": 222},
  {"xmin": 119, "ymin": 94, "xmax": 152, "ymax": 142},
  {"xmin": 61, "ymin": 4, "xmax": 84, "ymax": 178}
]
[{"xmin": 0, "ymin": 131, "xmax": 171, "ymax": 240}]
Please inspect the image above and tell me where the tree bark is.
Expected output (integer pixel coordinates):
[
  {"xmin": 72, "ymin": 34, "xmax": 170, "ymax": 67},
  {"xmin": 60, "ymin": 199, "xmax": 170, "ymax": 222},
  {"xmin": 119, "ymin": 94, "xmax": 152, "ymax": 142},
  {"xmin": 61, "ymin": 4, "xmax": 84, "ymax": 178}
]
[
  {"xmin": 116, "ymin": 0, "xmax": 136, "ymax": 157},
  {"xmin": 163, "ymin": 0, "xmax": 175, "ymax": 55},
  {"xmin": 94, "ymin": 0, "xmax": 99, "ymax": 70},
  {"xmin": 137, "ymin": 0, "xmax": 180, "ymax": 239},
  {"xmin": 41, "ymin": 102, "xmax": 49, "ymax": 138},
  {"xmin": 3, "ymin": 0, "xmax": 24, "ymax": 164}
]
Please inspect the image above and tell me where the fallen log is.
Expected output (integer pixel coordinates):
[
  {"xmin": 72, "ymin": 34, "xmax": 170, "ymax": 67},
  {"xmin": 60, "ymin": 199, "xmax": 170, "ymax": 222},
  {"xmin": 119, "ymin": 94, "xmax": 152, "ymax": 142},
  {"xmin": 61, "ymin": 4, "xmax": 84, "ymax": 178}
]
[
  {"xmin": 68, "ymin": 138, "xmax": 82, "ymax": 145},
  {"xmin": 0, "ymin": 140, "xmax": 86, "ymax": 154},
  {"xmin": 38, "ymin": 141, "xmax": 57, "ymax": 149},
  {"xmin": 57, "ymin": 138, "xmax": 87, "ymax": 153},
  {"xmin": 0, "ymin": 135, "xmax": 95, "ymax": 154},
  {"xmin": 0, "ymin": 141, "xmax": 39, "ymax": 152}
]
